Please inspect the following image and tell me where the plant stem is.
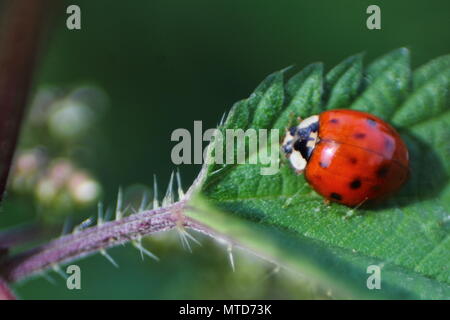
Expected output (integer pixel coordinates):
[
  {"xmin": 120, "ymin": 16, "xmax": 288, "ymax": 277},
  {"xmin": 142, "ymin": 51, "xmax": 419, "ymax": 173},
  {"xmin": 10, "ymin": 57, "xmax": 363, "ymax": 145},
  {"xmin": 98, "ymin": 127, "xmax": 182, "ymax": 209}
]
[
  {"xmin": 0, "ymin": 277, "xmax": 15, "ymax": 300},
  {"xmin": 0, "ymin": 0, "xmax": 55, "ymax": 298},
  {"xmin": 0, "ymin": 201, "xmax": 186, "ymax": 283},
  {"xmin": 0, "ymin": 0, "xmax": 52, "ymax": 201},
  {"xmin": 0, "ymin": 148, "xmax": 211, "ymax": 283}
]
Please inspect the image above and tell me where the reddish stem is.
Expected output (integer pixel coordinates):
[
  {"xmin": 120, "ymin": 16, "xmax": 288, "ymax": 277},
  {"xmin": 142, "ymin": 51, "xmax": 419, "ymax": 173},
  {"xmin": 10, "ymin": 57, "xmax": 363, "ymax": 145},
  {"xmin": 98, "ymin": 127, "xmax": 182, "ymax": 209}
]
[
  {"xmin": 0, "ymin": 0, "xmax": 55, "ymax": 299},
  {"xmin": 0, "ymin": 201, "xmax": 186, "ymax": 283},
  {"xmin": 0, "ymin": 277, "xmax": 16, "ymax": 300},
  {"xmin": 0, "ymin": 0, "xmax": 52, "ymax": 200}
]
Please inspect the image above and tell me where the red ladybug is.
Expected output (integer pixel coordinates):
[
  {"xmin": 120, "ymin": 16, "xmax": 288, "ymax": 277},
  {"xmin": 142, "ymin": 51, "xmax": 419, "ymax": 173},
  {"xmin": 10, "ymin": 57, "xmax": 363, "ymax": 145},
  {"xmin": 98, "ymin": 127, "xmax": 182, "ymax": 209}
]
[{"xmin": 281, "ymin": 109, "xmax": 409, "ymax": 206}]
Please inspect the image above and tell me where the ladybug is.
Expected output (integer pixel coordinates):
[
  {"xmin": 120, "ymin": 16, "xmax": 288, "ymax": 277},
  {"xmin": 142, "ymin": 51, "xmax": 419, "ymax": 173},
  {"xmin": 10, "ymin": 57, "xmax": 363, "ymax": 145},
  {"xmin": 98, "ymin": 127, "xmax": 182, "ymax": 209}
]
[{"xmin": 281, "ymin": 109, "xmax": 409, "ymax": 206}]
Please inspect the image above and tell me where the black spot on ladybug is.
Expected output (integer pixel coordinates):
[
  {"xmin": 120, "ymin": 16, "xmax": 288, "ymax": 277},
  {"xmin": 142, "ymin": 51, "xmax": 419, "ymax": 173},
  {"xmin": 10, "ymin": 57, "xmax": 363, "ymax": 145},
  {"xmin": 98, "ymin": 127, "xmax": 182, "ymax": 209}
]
[
  {"xmin": 349, "ymin": 157, "xmax": 358, "ymax": 164},
  {"xmin": 329, "ymin": 118, "xmax": 339, "ymax": 124},
  {"xmin": 349, "ymin": 179, "xmax": 361, "ymax": 189},
  {"xmin": 330, "ymin": 193, "xmax": 342, "ymax": 201},
  {"xmin": 319, "ymin": 161, "xmax": 328, "ymax": 168},
  {"xmin": 353, "ymin": 132, "xmax": 366, "ymax": 139},
  {"xmin": 376, "ymin": 165, "xmax": 389, "ymax": 178},
  {"xmin": 367, "ymin": 118, "xmax": 377, "ymax": 127}
]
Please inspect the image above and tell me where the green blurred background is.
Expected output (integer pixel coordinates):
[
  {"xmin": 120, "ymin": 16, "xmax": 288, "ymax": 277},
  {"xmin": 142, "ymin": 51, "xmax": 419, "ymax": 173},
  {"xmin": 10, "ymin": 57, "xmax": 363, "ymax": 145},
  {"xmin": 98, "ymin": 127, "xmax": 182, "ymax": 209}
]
[{"xmin": 1, "ymin": 0, "xmax": 449, "ymax": 299}]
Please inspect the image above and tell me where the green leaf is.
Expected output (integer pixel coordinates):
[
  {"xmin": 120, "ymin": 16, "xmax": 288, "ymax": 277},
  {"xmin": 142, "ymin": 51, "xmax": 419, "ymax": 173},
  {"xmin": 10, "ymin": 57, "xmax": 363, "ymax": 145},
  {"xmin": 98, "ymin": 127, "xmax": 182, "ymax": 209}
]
[
  {"xmin": 324, "ymin": 53, "xmax": 363, "ymax": 110},
  {"xmin": 249, "ymin": 69, "xmax": 286, "ymax": 130},
  {"xmin": 391, "ymin": 55, "xmax": 450, "ymax": 127},
  {"xmin": 350, "ymin": 48, "xmax": 411, "ymax": 120},
  {"xmin": 273, "ymin": 63, "xmax": 323, "ymax": 130},
  {"xmin": 188, "ymin": 49, "xmax": 450, "ymax": 299}
]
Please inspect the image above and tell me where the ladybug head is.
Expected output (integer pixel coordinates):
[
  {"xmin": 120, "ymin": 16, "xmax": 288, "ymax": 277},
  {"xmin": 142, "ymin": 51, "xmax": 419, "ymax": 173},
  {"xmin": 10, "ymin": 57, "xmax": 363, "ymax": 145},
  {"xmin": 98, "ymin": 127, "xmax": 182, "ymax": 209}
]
[{"xmin": 281, "ymin": 115, "xmax": 319, "ymax": 173}]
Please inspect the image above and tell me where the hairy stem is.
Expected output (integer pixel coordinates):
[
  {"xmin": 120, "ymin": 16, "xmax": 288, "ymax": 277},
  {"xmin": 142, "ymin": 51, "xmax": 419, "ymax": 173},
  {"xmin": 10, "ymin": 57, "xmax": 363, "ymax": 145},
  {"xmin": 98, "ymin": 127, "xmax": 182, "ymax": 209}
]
[
  {"xmin": 0, "ymin": 201, "xmax": 187, "ymax": 283},
  {"xmin": 0, "ymin": 157, "xmax": 210, "ymax": 284},
  {"xmin": 185, "ymin": 216, "xmax": 281, "ymax": 268}
]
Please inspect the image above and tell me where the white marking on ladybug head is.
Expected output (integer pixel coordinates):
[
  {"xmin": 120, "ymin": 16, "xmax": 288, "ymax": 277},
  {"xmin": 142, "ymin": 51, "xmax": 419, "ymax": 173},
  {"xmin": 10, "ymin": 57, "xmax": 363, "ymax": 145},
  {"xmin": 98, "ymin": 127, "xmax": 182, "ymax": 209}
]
[
  {"xmin": 298, "ymin": 115, "xmax": 319, "ymax": 130},
  {"xmin": 307, "ymin": 130, "xmax": 318, "ymax": 149},
  {"xmin": 289, "ymin": 149, "xmax": 307, "ymax": 173},
  {"xmin": 282, "ymin": 114, "xmax": 320, "ymax": 174}
]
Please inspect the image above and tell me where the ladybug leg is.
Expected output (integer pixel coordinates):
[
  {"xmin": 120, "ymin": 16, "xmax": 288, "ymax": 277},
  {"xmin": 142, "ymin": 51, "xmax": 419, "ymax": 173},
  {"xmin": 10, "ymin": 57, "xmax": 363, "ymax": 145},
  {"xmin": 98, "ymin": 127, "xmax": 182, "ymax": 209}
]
[
  {"xmin": 343, "ymin": 209, "xmax": 355, "ymax": 219},
  {"xmin": 283, "ymin": 185, "xmax": 307, "ymax": 208},
  {"xmin": 343, "ymin": 197, "xmax": 368, "ymax": 219},
  {"xmin": 323, "ymin": 198, "xmax": 331, "ymax": 206}
]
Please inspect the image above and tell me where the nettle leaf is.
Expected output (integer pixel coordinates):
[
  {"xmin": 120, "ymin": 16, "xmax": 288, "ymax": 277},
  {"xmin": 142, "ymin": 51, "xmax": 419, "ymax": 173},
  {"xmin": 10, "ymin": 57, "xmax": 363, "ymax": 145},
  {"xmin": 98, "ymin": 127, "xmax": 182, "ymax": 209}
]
[
  {"xmin": 350, "ymin": 48, "xmax": 411, "ymax": 119},
  {"xmin": 187, "ymin": 49, "xmax": 450, "ymax": 299},
  {"xmin": 324, "ymin": 53, "xmax": 363, "ymax": 110}
]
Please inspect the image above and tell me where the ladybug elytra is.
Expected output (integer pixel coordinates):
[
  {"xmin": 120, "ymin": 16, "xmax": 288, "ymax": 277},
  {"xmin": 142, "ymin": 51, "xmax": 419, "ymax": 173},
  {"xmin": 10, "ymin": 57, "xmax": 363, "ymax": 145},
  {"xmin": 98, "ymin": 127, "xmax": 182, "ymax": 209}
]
[{"xmin": 282, "ymin": 109, "xmax": 409, "ymax": 206}]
